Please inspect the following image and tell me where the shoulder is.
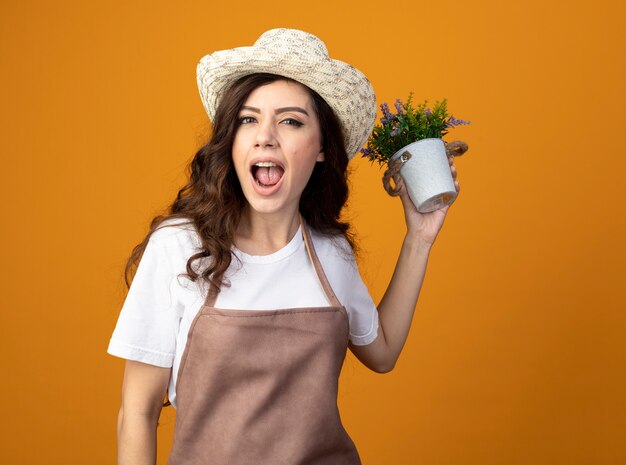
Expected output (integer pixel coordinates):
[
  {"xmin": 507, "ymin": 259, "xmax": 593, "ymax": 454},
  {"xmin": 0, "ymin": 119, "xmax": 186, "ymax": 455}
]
[
  {"xmin": 139, "ymin": 217, "xmax": 206, "ymax": 278},
  {"xmin": 135, "ymin": 217, "xmax": 208, "ymax": 293},
  {"xmin": 309, "ymin": 228, "xmax": 356, "ymax": 269},
  {"xmin": 148, "ymin": 217, "xmax": 202, "ymax": 253}
]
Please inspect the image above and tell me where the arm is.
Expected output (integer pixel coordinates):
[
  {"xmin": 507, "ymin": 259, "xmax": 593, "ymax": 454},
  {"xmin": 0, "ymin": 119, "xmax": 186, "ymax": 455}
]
[
  {"xmin": 117, "ymin": 360, "xmax": 171, "ymax": 465},
  {"xmin": 349, "ymin": 235, "xmax": 431, "ymax": 373},
  {"xmin": 350, "ymin": 154, "xmax": 459, "ymax": 373}
]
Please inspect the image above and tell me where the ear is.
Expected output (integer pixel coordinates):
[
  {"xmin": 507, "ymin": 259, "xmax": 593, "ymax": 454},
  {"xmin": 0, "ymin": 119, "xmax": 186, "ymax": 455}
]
[{"xmin": 316, "ymin": 150, "xmax": 325, "ymax": 162}]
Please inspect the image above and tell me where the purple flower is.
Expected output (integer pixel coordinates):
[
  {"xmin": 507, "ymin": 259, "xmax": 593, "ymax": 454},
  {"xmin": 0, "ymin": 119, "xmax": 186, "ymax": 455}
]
[
  {"xmin": 394, "ymin": 99, "xmax": 404, "ymax": 115},
  {"xmin": 425, "ymin": 107, "xmax": 432, "ymax": 116},
  {"xmin": 390, "ymin": 127, "xmax": 400, "ymax": 137},
  {"xmin": 447, "ymin": 115, "xmax": 471, "ymax": 126},
  {"xmin": 360, "ymin": 148, "xmax": 373, "ymax": 156},
  {"xmin": 380, "ymin": 102, "xmax": 394, "ymax": 124}
]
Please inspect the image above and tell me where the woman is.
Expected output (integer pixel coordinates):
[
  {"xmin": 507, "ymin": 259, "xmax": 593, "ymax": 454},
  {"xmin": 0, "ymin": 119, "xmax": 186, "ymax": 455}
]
[{"xmin": 108, "ymin": 29, "xmax": 460, "ymax": 465}]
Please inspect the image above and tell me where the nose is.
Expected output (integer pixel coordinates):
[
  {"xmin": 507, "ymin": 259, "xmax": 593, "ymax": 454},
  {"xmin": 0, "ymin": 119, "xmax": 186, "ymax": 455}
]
[{"xmin": 254, "ymin": 120, "xmax": 277, "ymax": 148}]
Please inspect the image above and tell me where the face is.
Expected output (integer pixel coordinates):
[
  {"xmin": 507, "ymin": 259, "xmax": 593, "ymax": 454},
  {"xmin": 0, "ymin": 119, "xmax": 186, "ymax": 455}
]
[{"xmin": 231, "ymin": 79, "xmax": 324, "ymax": 217}]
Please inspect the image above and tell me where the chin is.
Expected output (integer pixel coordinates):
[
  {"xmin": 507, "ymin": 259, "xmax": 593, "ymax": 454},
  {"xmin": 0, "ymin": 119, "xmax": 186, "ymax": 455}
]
[{"xmin": 242, "ymin": 192, "xmax": 299, "ymax": 217}]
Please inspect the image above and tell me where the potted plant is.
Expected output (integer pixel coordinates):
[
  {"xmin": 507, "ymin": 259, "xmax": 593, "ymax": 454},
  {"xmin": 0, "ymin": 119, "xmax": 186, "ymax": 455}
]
[{"xmin": 361, "ymin": 94, "xmax": 470, "ymax": 213}]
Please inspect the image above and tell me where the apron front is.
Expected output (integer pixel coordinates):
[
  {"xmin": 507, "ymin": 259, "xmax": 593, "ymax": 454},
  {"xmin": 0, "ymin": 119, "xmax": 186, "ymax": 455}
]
[{"xmin": 167, "ymin": 218, "xmax": 362, "ymax": 465}]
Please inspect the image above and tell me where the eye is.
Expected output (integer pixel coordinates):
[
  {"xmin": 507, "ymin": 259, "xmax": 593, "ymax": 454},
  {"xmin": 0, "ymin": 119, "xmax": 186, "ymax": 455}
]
[
  {"xmin": 239, "ymin": 116, "xmax": 256, "ymax": 124},
  {"xmin": 281, "ymin": 118, "xmax": 303, "ymax": 127}
]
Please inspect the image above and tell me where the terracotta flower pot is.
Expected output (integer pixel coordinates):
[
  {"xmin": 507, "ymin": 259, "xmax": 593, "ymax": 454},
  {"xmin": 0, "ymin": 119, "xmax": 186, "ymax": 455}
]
[{"xmin": 389, "ymin": 138, "xmax": 457, "ymax": 213}]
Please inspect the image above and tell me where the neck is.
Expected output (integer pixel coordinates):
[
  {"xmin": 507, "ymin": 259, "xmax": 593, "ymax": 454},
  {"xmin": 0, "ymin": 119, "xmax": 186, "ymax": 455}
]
[{"xmin": 234, "ymin": 206, "xmax": 302, "ymax": 255}]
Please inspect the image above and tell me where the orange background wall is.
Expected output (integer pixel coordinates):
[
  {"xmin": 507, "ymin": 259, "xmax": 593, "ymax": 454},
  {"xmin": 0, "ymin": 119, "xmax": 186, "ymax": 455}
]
[{"xmin": 1, "ymin": 0, "xmax": 624, "ymax": 463}]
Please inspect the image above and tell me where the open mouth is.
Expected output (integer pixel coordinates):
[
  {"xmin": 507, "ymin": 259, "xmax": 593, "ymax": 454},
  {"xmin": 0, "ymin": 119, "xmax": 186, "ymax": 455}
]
[{"xmin": 251, "ymin": 161, "xmax": 285, "ymax": 187}]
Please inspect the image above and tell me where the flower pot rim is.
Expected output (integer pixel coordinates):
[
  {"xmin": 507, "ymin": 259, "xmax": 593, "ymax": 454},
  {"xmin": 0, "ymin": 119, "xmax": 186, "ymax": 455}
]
[{"xmin": 389, "ymin": 138, "xmax": 445, "ymax": 163}]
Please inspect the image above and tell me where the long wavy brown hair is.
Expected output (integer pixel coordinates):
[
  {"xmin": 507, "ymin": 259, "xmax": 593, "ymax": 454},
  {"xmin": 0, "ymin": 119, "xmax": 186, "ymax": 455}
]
[{"xmin": 124, "ymin": 73, "xmax": 355, "ymax": 293}]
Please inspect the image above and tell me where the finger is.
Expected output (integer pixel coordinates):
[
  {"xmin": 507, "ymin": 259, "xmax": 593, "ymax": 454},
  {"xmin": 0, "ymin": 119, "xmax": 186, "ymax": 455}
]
[
  {"xmin": 398, "ymin": 184, "xmax": 411, "ymax": 207},
  {"xmin": 398, "ymin": 183, "xmax": 418, "ymax": 213}
]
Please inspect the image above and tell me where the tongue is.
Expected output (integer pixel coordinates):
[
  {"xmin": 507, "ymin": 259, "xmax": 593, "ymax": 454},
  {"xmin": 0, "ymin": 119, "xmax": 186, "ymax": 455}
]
[{"xmin": 255, "ymin": 166, "xmax": 284, "ymax": 186}]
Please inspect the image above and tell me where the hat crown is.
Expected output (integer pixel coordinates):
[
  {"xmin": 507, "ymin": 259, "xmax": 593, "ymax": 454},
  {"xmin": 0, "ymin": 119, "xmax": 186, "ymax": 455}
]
[
  {"xmin": 196, "ymin": 29, "xmax": 376, "ymax": 158},
  {"xmin": 254, "ymin": 28, "xmax": 329, "ymax": 59}
]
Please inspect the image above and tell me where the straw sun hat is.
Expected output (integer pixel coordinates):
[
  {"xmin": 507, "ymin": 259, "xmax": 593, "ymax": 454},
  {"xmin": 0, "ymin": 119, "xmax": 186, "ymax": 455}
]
[{"xmin": 196, "ymin": 28, "xmax": 377, "ymax": 159}]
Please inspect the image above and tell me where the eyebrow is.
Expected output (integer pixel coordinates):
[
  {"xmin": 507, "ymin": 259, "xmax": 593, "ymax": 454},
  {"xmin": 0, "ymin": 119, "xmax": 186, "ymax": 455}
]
[{"xmin": 241, "ymin": 105, "xmax": 309, "ymax": 116}]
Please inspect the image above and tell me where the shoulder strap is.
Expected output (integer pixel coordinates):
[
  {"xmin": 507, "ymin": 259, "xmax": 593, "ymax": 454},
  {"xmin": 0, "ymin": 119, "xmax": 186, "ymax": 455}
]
[
  {"xmin": 300, "ymin": 214, "xmax": 342, "ymax": 307},
  {"xmin": 204, "ymin": 282, "xmax": 218, "ymax": 307}
]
